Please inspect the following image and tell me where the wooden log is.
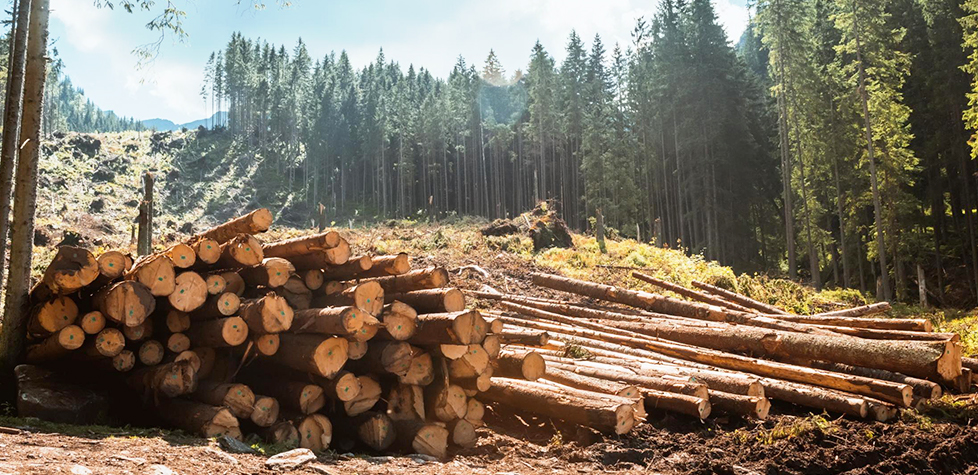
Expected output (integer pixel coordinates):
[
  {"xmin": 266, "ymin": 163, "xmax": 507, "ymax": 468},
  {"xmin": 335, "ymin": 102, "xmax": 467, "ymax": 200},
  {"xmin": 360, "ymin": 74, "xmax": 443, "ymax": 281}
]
[
  {"xmin": 493, "ymin": 349, "xmax": 545, "ymax": 381},
  {"xmin": 167, "ymin": 333, "xmax": 191, "ymax": 353},
  {"xmin": 632, "ymin": 272, "xmax": 753, "ymax": 312},
  {"xmin": 191, "ymin": 381, "xmax": 255, "ymax": 419},
  {"xmin": 221, "ymin": 271, "xmax": 245, "ymax": 296},
  {"xmin": 813, "ymin": 302, "xmax": 892, "ymax": 318},
  {"xmin": 251, "ymin": 395, "xmax": 280, "ymax": 427},
  {"xmin": 313, "ymin": 370, "xmax": 362, "ymax": 402},
  {"xmin": 257, "ymin": 421, "xmax": 298, "ymax": 448},
  {"xmin": 83, "ymin": 328, "xmax": 125, "ymax": 358},
  {"xmin": 448, "ymin": 345, "xmax": 490, "ymax": 379},
  {"xmin": 542, "ymin": 358, "xmax": 708, "ymax": 399},
  {"xmin": 109, "ymin": 350, "xmax": 136, "ymax": 372},
  {"xmin": 380, "ymin": 301, "xmax": 417, "ymax": 341},
  {"xmin": 239, "ymin": 257, "xmax": 295, "ymax": 288},
  {"xmin": 29, "ymin": 246, "xmax": 99, "ymax": 302},
  {"xmin": 137, "ymin": 340, "xmax": 164, "ymax": 365},
  {"xmin": 270, "ymin": 334, "xmax": 348, "ymax": 378},
  {"xmin": 544, "ymin": 366, "xmax": 643, "ymax": 400},
  {"xmin": 323, "ymin": 281, "xmax": 351, "ymax": 295},
  {"xmin": 773, "ymin": 314, "xmax": 932, "ymax": 332},
  {"xmin": 320, "ymin": 255, "xmax": 373, "ymax": 281},
  {"xmin": 759, "ymin": 377, "xmax": 871, "ymax": 418},
  {"xmin": 811, "ymin": 361, "xmax": 942, "ymax": 400},
  {"xmin": 195, "ymin": 347, "xmax": 217, "ymax": 380},
  {"xmin": 277, "ymin": 275, "xmax": 313, "ymax": 310},
  {"xmin": 27, "ymin": 296, "xmax": 78, "ymax": 335},
  {"xmin": 173, "ymin": 350, "xmax": 202, "ymax": 372},
  {"xmin": 262, "ymin": 231, "xmax": 341, "ymax": 258},
  {"xmin": 392, "ymin": 419, "xmax": 449, "ymax": 459},
  {"xmin": 194, "ymin": 208, "xmax": 273, "ymax": 244},
  {"xmin": 190, "ymin": 237, "xmax": 222, "ymax": 265},
  {"xmin": 498, "ymin": 309, "xmax": 914, "ymax": 407},
  {"xmin": 312, "ymin": 281, "xmax": 384, "ymax": 317},
  {"xmin": 192, "ymin": 292, "xmax": 241, "ymax": 320},
  {"xmin": 280, "ymin": 239, "xmax": 352, "ymax": 270},
  {"xmin": 481, "ymin": 378, "xmax": 635, "ymax": 435},
  {"xmin": 164, "ymin": 310, "xmax": 191, "ymax": 333},
  {"xmin": 303, "ymin": 269, "xmax": 324, "ymax": 291},
  {"xmin": 125, "ymin": 254, "xmax": 176, "ymax": 297},
  {"xmin": 165, "ymin": 243, "xmax": 197, "ymax": 269},
  {"xmin": 96, "ymin": 250, "xmax": 132, "ymax": 279},
  {"xmin": 156, "ymin": 399, "xmax": 241, "ymax": 439},
  {"xmin": 251, "ymin": 333, "xmax": 280, "ymax": 356},
  {"xmin": 815, "ymin": 324, "xmax": 956, "ymax": 341},
  {"xmin": 186, "ymin": 316, "xmax": 248, "ymax": 348},
  {"xmin": 168, "ymin": 271, "xmax": 208, "ymax": 312},
  {"xmin": 93, "ymin": 281, "xmax": 156, "ymax": 328},
  {"xmin": 483, "ymin": 335, "xmax": 501, "ymax": 359},
  {"xmin": 404, "ymin": 310, "xmax": 487, "ymax": 346},
  {"xmin": 239, "ymin": 293, "xmax": 294, "ymax": 334},
  {"xmin": 357, "ymin": 253, "xmax": 410, "ymax": 278},
  {"xmin": 25, "ymin": 325, "xmax": 84, "ymax": 362},
  {"xmin": 294, "ymin": 413, "xmax": 332, "ymax": 451},
  {"xmin": 708, "ymin": 391, "xmax": 771, "ymax": 419},
  {"xmin": 498, "ymin": 330, "xmax": 550, "ymax": 347},
  {"xmin": 400, "ymin": 348, "xmax": 435, "ymax": 386},
  {"xmin": 448, "ymin": 419, "xmax": 478, "ymax": 448},
  {"xmin": 347, "ymin": 338, "xmax": 368, "ymax": 360},
  {"xmin": 344, "ymin": 375, "xmax": 382, "ymax": 417},
  {"xmin": 689, "ymin": 280, "xmax": 789, "ymax": 315},
  {"xmin": 386, "ymin": 288, "xmax": 465, "ymax": 314},
  {"xmin": 352, "ymin": 412, "xmax": 396, "ymax": 452},
  {"xmin": 387, "ymin": 383, "xmax": 426, "ymax": 421},
  {"xmin": 128, "ymin": 360, "xmax": 197, "ymax": 398},
  {"xmin": 290, "ymin": 306, "xmax": 363, "ymax": 336},
  {"xmin": 347, "ymin": 341, "xmax": 413, "ymax": 377},
  {"xmin": 239, "ymin": 376, "xmax": 325, "ymax": 414},
  {"xmin": 426, "ymin": 382, "xmax": 469, "ymax": 422},
  {"xmin": 368, "ymin": 267, "xmax": 449, "ymax": 294},
  {"xmin": 203, "ymin": 273, "xmax": 227, "ymax": 295},
  {"xmin": 216, "ymin": 234, "xmax": 264, "ymax": 268},
  {"xmin": 78, "ymin": 311, "xmax": 105, "ymax": 335}
]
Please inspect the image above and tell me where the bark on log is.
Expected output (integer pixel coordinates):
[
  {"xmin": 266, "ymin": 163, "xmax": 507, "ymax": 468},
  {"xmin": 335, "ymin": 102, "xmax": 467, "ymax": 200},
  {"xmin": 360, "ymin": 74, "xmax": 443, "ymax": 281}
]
[
  {"xmin": 216, "ymin": 234, "xmax": 264, "ymax": 268},
  {"xmin": 128, "ymin": 360, "xmax": 197, "ymax": 398},
  {"xmin": 320, "ymin": 255, "xmax": 372, "ymax": 281},
  {"xmin": 312, "ymin": 281, "xmax": 384, "ymax": 317},
  {"xmin": 811, "ymin": 361, "xmax": 942, "ymax": 400},
  {"xmin": 498, "ymin": 330, "xmax": 550, "ymax": 347},
  {"xmin": 239, "ymin": 293, "xmax": 294, "ymax": 334},
  {"xmin": 25, "ymin": 325, "xmax": 84, "ymax": 362},
  {"xmin": 774, "ymin": 314, "xmax": 932, "ymax": 332},
  {"xmin": 492, "ymin": 349, "xmax": 545, "ymax": 381},
  {"xmin": 156, "ymin": 398, "xmax": 241, "ymax": 439},
  {"xmin": 357, "ymin": 253, "xmax": 410, "ymax": 278},
  {"xmin": 29, "ymin": 246, "xmax": 99, "ymax": 302},
  {"xmin": 270, "ymin": 334, "xmax": 349, "ymax": 378},
  {"xmin": 93, "ymin": 281, "xmax": 155, "ymax": 328},
  {"xmin": 262, "ymin": 231, "xmax": 341, "ymax": 258},
  {"xmin": 186, "ymin": 316, "xmax": 248, "ymax": 348},
  {"xmin": 385, "ymin": 288, "xmax": 465, "ymax": 314},
  {"xmin": 290, "ymin": 306, "xmax": 364, "ymax": 336},
  {"xmin": 294, "ymin": 413, "xmax": 332, "ymax": 451},
  {"xmin": 344, "ymin": 374, "xmax": 382, "ymax": 417},
  {"xmin": 239, "ymin": 257, "xmax": 295, "ymax": 289},
  {"xmin": 481, "ymin": 378, "xmax": 635, "ymax": 435},
  {"xmin": 125, "ymin": 254, "xmax": 176, "ymax": 297},
  {"xmin": 632, "ymin": 272, "xmax": 753, "ymax": 313},
  {"xmin": 346, "ymin": 340, "xmax": 413, "ymax": 377},
  {"xmin": 237, "ymin": 377, "xmax": 325, "ymax": 414},
  {"xmin": 392, "ymin": 419, "xmax": 449, "ymax": 459},
  {"xmin": 542, "ymin": 358, "xmax": 708, "ymax": 400},
  {"xmin": 405, "ymin": 310, "xmax": 487, "ymax": 346},
  {"xmin": 368, "ymin": 267, "xmax": 449, "ymax": 294},
  {"xmin": 690, "ymin": 280, "xmax": 788, "ymax": 315},
  {"xmin": 281, "ymin": 240, "xmax": 352, "ymax": 270},
  {"xmin": 191, "ymin": 381, "xmax": 255, "ymax": 419},
  {"xmin": 194, "ymin": 208, "xmax": 273, "ymax": 245},
  {"xmin": 708, "ymin": 391, "xmax": 771, "ymax": 420},
  {"xmin": 813, "ymin": 302, "xmax": 892, "ymax": 318},
  {"xmin": 221, "ymin": 271, "xmax": 245, "ymax": 296}
]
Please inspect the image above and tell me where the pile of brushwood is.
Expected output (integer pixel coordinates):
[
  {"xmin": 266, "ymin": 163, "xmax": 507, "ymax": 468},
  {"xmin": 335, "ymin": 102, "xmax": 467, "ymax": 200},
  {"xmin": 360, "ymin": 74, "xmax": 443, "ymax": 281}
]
[{"xmin": 15, "ymin": 207, "xmax": 977, "ymax": 459}]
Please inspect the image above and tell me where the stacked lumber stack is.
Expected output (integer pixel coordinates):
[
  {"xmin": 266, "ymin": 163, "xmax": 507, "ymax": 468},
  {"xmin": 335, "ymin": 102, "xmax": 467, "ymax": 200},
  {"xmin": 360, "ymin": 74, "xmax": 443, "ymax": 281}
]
[
  {"xmin": 17, "ymin": 209, "xmax": 504, "ymax": 458},
  {"xmin": 468, "ymin": 270, "xmax": 970, "ymax": 427}
]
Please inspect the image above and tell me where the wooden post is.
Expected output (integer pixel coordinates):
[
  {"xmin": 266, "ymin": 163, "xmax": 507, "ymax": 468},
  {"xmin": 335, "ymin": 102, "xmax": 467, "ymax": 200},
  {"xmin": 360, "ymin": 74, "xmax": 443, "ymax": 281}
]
[
  {"xmin": 917, "ymin": 263, "xmax": 928, "ymax": 308},
  {"xmin": 137, "ymin": 172, "xmax": 154, "ymax": 256}
]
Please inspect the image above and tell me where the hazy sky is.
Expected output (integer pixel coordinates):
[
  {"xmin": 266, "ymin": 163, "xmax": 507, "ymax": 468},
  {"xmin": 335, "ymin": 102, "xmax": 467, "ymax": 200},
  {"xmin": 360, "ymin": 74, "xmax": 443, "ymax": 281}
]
[{"xmin": 49, "ymin": 0, "xmax": 751, "ymax": 124}]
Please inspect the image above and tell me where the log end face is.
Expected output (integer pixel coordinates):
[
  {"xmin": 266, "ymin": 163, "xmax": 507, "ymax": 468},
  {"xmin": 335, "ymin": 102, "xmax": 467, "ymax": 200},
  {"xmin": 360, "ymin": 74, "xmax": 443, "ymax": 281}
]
[{"xmin": 222, "ymin": 317, "xmax": 250, "ymax": 347}]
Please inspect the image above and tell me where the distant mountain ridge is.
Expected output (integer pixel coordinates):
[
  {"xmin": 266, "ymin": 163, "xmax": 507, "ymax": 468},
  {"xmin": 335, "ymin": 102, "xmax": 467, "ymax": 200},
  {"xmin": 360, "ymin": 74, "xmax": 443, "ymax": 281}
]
[{"xmin": 143, "ymin": 112, "xmax": 227, "ymax": 131}]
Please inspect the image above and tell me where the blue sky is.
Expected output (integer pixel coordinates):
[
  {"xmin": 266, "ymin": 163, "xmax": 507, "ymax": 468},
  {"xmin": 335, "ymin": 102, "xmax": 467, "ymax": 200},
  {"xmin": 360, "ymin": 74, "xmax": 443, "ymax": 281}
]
[{"xmin": 50, "ymin": 0, "xmax": 751, "ymax": 124}]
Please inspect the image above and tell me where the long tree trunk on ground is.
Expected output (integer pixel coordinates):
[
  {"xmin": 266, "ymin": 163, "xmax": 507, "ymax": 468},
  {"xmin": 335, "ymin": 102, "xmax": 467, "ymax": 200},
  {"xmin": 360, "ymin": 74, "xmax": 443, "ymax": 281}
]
[
  {"xmin": 0, "ymin": 0, "xmax": 30, "ymax": 293},
  {"xmin": 852, "ymin": 8, "xmax": 891, "ymax": 301},
  {"xmin": 0, "ymin": 0, "xmax": 50, "ymax": 399}
]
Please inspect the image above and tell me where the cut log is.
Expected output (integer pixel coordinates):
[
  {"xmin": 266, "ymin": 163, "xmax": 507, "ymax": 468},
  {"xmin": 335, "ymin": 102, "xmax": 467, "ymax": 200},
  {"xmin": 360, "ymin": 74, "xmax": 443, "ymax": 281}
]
[
  {"xmin": 83, "ymin": 328, "xmax": 125, "ymax": 358},
  {"xmin": 303, "ymin": 269, "xmax": 324, "ymax": 291},
  {"xmin": 262, "ymin": 231, "xmax": 341, "ymax": 258},
  {"xmin": 221, "ymin": 271, "xmax": 245, "ymax": 296},
  {"xmin": 811, "ymin": 361, "xmax": 942, "ymax": 400},
  {"xmin": 813, "ymin": 302, "xmax": 892, "ymax": 318},
  {"xmin": 195, "ymin": 208, "xmax": 273, "ymax": 244},
  {"xmin": 320, "ymin": 255, "xmax": 373, "ymax": 281},
  {"xmin": 392, "ymin": 419, "xmax": 449, "ymax": 459},
  {"xmin": 191, "ymin": 238, "xmax": 222, "ymax": 265},
  {"xmin": 29, "ymin": 246, "xmax": 99, "ymax": 302},
  {"xmin": 357, "ymin": 253, "xmax": 410, "ymax": 278},
  {"xmin": 425, "ymin": 382, "xmax": 468, "ymax": 422},
  {"xmin": 203, "ymin": 273, "xmax": 227, "ymax": 296},
  {"xmin": 121, "ymin": 317, "xmax": 152, "ymax": 342},
  {"xmin": 708, "ymin": 391, "xmax": 771, "ymax": 419},
  {"xmin": 295, "ymin": 413, "xmax": 332, "ymax": 451},
  {"xmin": 290, "ymin": 306, "xmax": 363, "ymax": 336},
  {"xmin": 239, "ymin": 257, "xmax": 295, "ymax": 288},
  {"xmin": 259, "ymin": 420, "xmax": 298, "ymax": 447},
  {"xmin": 481, "ymin": 378, "xmax": 635, "ymax": 435},
  {"xmin": 448, "ymin": 345, "xmax": 490, "ymax": 379},
  {"xmin": 278, "ymin": 276, "xmax": 313, "ymax": 310},
  {"xmin": 270, "ymin": 334, "xmax": 349, "ymax": 378},
  {"xmin": 281, "ymin": 239, "xmax": 352, "ymax": 270},
  {"xmin": 632, "ymin": 272, "xmax": 753, "ymax": 313},
  {"xmin": 165, "ymin": 310, "xmax": 191, "ymax": 333},
  {"xmin": 498, "ymin": 331, "xmax": 550, "ymax": 347},
  {"xmin": 239, "ymin": 293, "xmax": 294, "ymax": 334},
  {"xmin": 493, "ymin": 349, "xmax": 546, "ymax": 381},
  {"xmin": 400, "ymin": 348, "xmax": 435, "ymax": 386},
  {"xmin": 109, "ymin": 350, "xmax": 136, "ymax": 372},
  {"xmin": 25, "ymin": 325, "xmax": 84, "ymax": 362},
  {"xmin": 192, "ymin": 292, "xmax": 241, "ymax": 320},
  {"xmin": 216, "ymin": 234, "xmax": 264, "ymax": 268},
  {"xmin": 544, "ymin": 366, "xmax": 643, "ymax": 400},
  {"xmin": 237, "ymin": 375, "xmax": 325, "ymax": 414},
  {"xmin": 195, "ymin": 347, "xmax": 217, "ymax": 380},
  {"xmin": 174, "ymin": 350, "xmax": 202, "ymax": 372},
  {"xmin": 385, "ymin": 288, "xmax": 465, "ymax": 314},
  {"xmin": 167, "ymin": 333, "xmax": 191, "ymax": 353},
  {"xmin": 167, "ymin": 271, "xmax": 208, "ymax": 312},
  {"xmin": 251, "ymin": 395, "xmax": 280, "ymax": 427},
  {"xmin": 758, "ymin": 377, "xmax": 870, "ymax": 418},
  {"xmin": 315, "ymin": 370, "xmax": 362, "ymax": 402},
  {"xmin": 93, "ymin": 281, "xmax": 156, "ymax": 328},
  {"xmin": 344, "ymin": 375, "xmax": 382, "ymax": 416},
  {"xmin": 96, "ymin": 250, "xmax": 132, "ymax": 280},
  {"xmin": 186, "ymin": 316, "xmax": 248, "ymax": 348},
  {"xmin": 690, "ymin": 280, "xmax": 789, "ymax": 315},
  {"xmin": 774, "ymin": 314, "xmax": 932, "ymax": 332},
  {"xmin": 353, "ymin": 412, "xmax": 396, "ymax": 452},
  {"xmin": 137, "ymin": 340, "xmax": 165, "ymax": 366},
  {"xmin": 156, "ymin": 399, "xmax": 241, "ymax": 439},
  {"xmin": 387, "ymin": 383, "xmax": 426, "ymax": 421},
  {"xmin": 404, "ymin": 310, "xmax": 487, "ymax": 346},
  {"xmin": 165, "ymin": 243, "xmax": 197, "ymax": 269},
  {"xmin": 125, "ymin": 254, "xmax": 176, "ymax": 297},
  {"xmin": 368, "ymin": 267, "xmax": 449, "ymax": 294},
  {"xmin": 323, "ymin": 281, "xmax": 351, "ymax": 295},
  {"xmin": 347, "ymin": 341, "xmax": 413, "ymax": 377},
  {"xmin": 347, "ymin": 338, "xmax": 368, "ymax": 360},
  {"xmin": 78, "ymin": 311, "xmax": 106, "ymax": 335},
  {"xmin": 465, "ymin": 399, "xmax": 485, "ymax": 427},
  {"xmin": 482, "ymin": 335, "xmax": 501, "ymax": 359},
  {"xmin": 27, "ymin": 296, "xmax": 78, "ymax": 335},
  {"xmin": 448, "ymin": 419, "xmax": 478, "ymax": 448},
  {"xmin": 542, "ymin": 358, "xmax": 708, "ymax": 399},
  {"xmin": 128, "ymin": 360, "xmax": 197, "ymax": 398},
  {"xmin": 312, "ymin": 281, "xmax": 384, "ymax": 317},
  {"xmin": 380, "ymin": 301, "xmax": 417, "ymax": 341},
  {"xmin": 191, "ymin": 381, "xmax": 255, "ymax": 419},
  {"xmin": 815, "ymin": 325, "xmax": 956, "ymax": 341}
]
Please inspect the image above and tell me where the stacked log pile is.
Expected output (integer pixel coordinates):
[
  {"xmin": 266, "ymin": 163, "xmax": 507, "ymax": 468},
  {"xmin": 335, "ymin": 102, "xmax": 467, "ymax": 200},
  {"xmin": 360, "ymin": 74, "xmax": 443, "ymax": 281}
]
[{"xmin": 16, "ymin": 207, "xmax": 975, "ymax": 457}]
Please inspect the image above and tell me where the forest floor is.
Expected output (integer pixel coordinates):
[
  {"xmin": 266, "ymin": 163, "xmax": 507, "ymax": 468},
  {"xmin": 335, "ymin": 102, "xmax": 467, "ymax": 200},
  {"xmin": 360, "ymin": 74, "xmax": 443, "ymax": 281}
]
[{"xmin": 6, "ymin": 131, "xmax": 978, "ymax": 473}]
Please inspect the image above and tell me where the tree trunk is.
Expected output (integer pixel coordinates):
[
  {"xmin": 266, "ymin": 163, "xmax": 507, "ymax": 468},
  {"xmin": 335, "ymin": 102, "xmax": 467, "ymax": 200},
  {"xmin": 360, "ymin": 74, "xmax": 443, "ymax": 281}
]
[{"xmin": 0, "ymin": 0, "xmax": 29, "ymax": 295}]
